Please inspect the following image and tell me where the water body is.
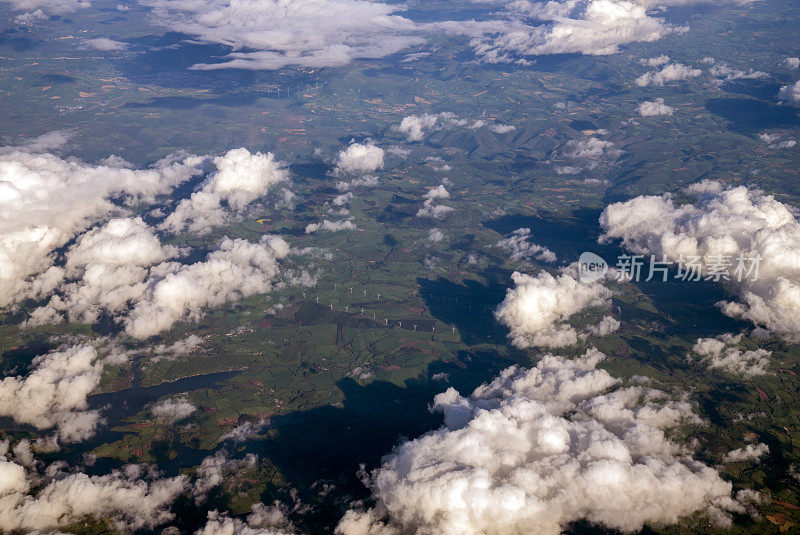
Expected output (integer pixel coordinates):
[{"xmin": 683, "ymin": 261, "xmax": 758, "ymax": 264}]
[{"xmin": 50, "ymin": 361, "xmax": 243, "ymax": 473}]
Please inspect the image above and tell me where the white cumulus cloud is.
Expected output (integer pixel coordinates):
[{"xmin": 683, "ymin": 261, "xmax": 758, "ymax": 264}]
[
  {"xmin": 496, "ymin": 228, "xmax": 557, "ymax": 263},
  {"xmin": 0, "ymin": 344, "xmax": 105, "ymax": 443},
  {"xmin": 338, "ymin": 348, "xmax": 755, "ymax": 535},
  {"xmin": 723, "ymin": 443, "xmax": 769, "ymax": 463},
  {"xmin": 637, "ymin": 97, "xmax": 675, "ymax": 116},
  {"xmin": 635, "ymin": 63, "xmax": 701, "ymax": 86},
  {"xmin": 494, "ymin": 269, "xmax": 613, "ymax": 348},
  {"xmin": 691, "ymin": 333, "xmax": 770, "ymax": 377},
  {"xmin": 778, "ymin": 80, "xmax": 800, "ymax": 106},
  {"xmin": 150, "ymin": 397, "xmax": 197, "ymax": 423},
  {"xmin": 600, "ymin": 180, "xmax": 800, "ymax": 341},
  {"xmin": 0, "ymin": 141, "xmax": 204, "ymax": 309},
  {"xmin": 161, "ymin": 148, "xmax": 289, "ymax": 235},
  {"xmin": 333, "ymin": 142, "xmax": 384, "ymax": 175}
]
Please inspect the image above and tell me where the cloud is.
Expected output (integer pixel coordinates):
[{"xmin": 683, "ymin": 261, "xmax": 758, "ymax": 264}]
[
  {"xmin": 196, "ymin": 502, "xmax": 294, "ymax": 535},
  {"xmin": 467, "ymin": 0, "xmax": 677, "ymax": 61},
  {"xmin": 396, "ymin": 114, "xmax": 445, "ymax": 142},
  {"xmin": 0, "ymin": 0, "xmax": 89, "ymax": 16},
  {"xmin": 161, "ymin": 148, "xmax": 289, "ymax": 235},
  {"xmin": 336, "ymin": 175, "xmax": 378, "ymax": 192},
  {"xmin": 338, "ymin": 348, "xmax": 754, "ymax": 535},
  {"xmin": 125, "ymin": 0, "xmax": 749, "ymax": 70},
  {"xmin": 416, "ymin": 202, "xmax": 454, "ymax": 220},
  {"xmin": 333, "ymin": 192, "xmax": 354, "ymax": 206},
  {"xmin": 28, "ymin": 217, "xmax": 182, "ymax": 325},
  {"xmin": 305, "ymin": 219, "xmax": 357, "ymax": 233},
  {"xmin": 0, "ymin": 459, "xmax": 187, "ymax": 532},
  {"xmin": 138, "ymin": 0, "xmax": 425, "ymax": 70},
  {"xmin": 691, "ymin": 334, "xmax": 770, "ymax": 377},
  {"xmin": 496, "ymin": 228, "xmax": 557, "ymax": 263},
  {"xmin": 637, "ymin": 97, "xmax": 675, "ymax": 116},
  {"xmin": 26, "ymin": 215, "xmax": 291, "ymax": 338},
  {"xmin": 0, "ymin": 141, "xmax": 204, "ymax": 309},
  {"xmin": 640, "ymin": 54, "xmax": 670, "ymax": 67},
  {"xmin": 708, "ymin": 62, "xmax": 767, "ymax": 85},
  {"xmin": 778, "ymin": 80, "xmax": 800, "ymax": 106},
  {"xmin": 554, "ymin": 165, "xmax": 581, "ymax": 175},
  {"xmin": 193, "ymin": 451, "xmax": 259, "ymax": 500},
  {"xmin": 427, "ymin": 228, "xmax": 445, "ymax": 243},
  {"xmin": 333, "ymin": 142, "xmax": 384, "ymax": 175},
  {"xmin": 150, "ymin": 397, "xmax": 197, "ymax": 423},
  {"xmin": 394, "ymin": 112, "xmax": 510, "ymax": 141},
  {"xmin": 148, "ymin": 334, "xmax": 205, "ymax": 362},
  {"xmin": 416, "ymin": 185, "xmax": 454, "ymax": 220},
  {"xmin": 123, "ymin": 235, "xmax": 290, "ymax": 338},
  {"xmin": 599, "ymin": 180, "xmax": 800, "ymax": 341},
  {"xmin": 489, "ymin": 123, "xmax": 516, "ymax": 134},
  {"xmin": 584, "ymin": 314, "xmax": 621, "ymax": 336},
  {"xmin": 723, "ymin": 443, "xmax": 769, "ymax": 463},
  {"xmin": 758, "ymin": 133, "xmax": 796, "ymax": 149},
  {"xmin": 83, "ymin": 37, "xmax": 128, "ymax": 51},
  {"xmin": 784, "ymin": 57, "xmax": 800, "ymax": 70},
  {"xmin": 423, "ymin": 184, "xmax": 450, "ymax": 201},
  {"xmin": 219, "ymin": 420, "xmax": 270, "ymax": 444},
  {"xmin": 494, "ymin": 269, "xmax": 613, "ymax": 348},
  {"xmin": 565, "ymin": 137, "xmax": 622, "ymax": 159},
  {"xmin": 0, "ymin": 344, "xmax": 106, "ymax": 443},
  {"xmin": 0, "ymin": 131, "xmax": 71, "ymax": 154},
  {"xmin": 635, "ymin": 63, "xmax": 702, "ymax": 86}
]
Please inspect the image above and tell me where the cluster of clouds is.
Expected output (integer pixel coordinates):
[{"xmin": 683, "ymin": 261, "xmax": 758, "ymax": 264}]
[
  {"xmin": 0, "ymin": 448, "xmax": 187, "ymax": 532},
  {"xmin": 0, "ymin": 439, "xmax": 290, "ymax": 533},
  {"xmin": 635, "ymin": 62, "xmax": 702, "ymax": 87},
  {"xmin": 29, "ymin": 231, "xmax": 291, "ymax": 339},
  {"xmin": 0, "ymin": 343, "xmax": 106, "ymax": 443},
  {"xmin": 416, "ymin": 184, "xmax": 454, "ymax": 220},
  {"xmin": 0, "ymin": 136, "xmax": 303, "ymax": 339},
  {"xmin": 305, "ymin": 219, "xmax": 357, "ymax": 233},
  {"xmin": 13, "ymin": 0, "xmax": 757, "ymax": 68},
  {"xmin": 196, "ymin": 502, "xmax": 295, "ymax": 535},
  {"xmin": 708, "ymin": 61, "xmax": 767, "ymax": 86},
  {"xmin": 637, "ymin": 97, "xmax": 675, "ymax": 117},
  {"xmin": 600, "ymin": 180, "xmax": 800, "ymax": 342},
  {"xmin": 494, "ymin": 268, "xmax": 616, "ymax": 348},
  {"xmin": 138, "ymin": 0, "xmax": 681, "ymax": 70},
  {"xmin": 338, "ymin": 348, "xmax": 756, "ymax": 535},
  {"xmin": 160, "ymin": 148, "xmax": 289, "ymax": 235},
  {"xmin": 691, "ymin": 333, "xmax": 771, "ymax": 377},
  {"xmin": 336, "ymin": 175, "xmax": 378, "ymax": 193},
  {"xmin": 2, "ymin": 0, "xmax": 89, "ymax": 23},
  {"xmin": 468, "ymin": 0, "xmax": 682, "ymax": 62},
  {"xmin": 565, "ymin": 136, "xmax": 622, "ymax": 160},
  {"xmin": 138, "ymin": 0, "xmax": 425, "ymax": 70},
  {"xmin": 395, "ymin": 112, "xmax": 514, "ymax": 142},
  {"xmin": 0, "ymin": 135, "xmax": 204, "ymax": 309},
  {"xmin": 496, "ymin": 228, "xmax": 557, "ymax": 263},
  {"xmin": 758, "ymin": 133, "xmax": 796, "ymax": 149}
]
